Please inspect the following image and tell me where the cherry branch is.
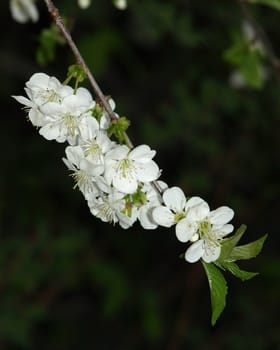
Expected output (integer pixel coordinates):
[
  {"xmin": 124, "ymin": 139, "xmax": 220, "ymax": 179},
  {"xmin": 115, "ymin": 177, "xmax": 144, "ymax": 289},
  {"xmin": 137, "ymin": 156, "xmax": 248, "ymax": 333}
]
[
  {"xmin": 43, "ymin": 0, "xmax": 133, "ymax": 145},
  {"xmin": 43, "ymin": 0, "xmax": 163, "ymax": 194}
]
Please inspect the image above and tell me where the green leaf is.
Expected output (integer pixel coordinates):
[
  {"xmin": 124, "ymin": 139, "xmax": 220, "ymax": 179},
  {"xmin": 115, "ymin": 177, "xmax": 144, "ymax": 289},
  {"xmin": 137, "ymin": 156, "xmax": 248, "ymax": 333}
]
[
  {"xmin": 219, "ymin": 224, "xmax": 247, "ymax": 262},
  {"xmin": 249, "ymin": 0, "xmax": 280, "ymax": 11},
  {"xmin": 224, "ymin": 33, "xmax": 265, "ymax": 88},
  {"xmin": 239, "ymin": 50, "xmax": 264, "ymax": 88},
  {"xmin": 228, "ymin": 234, "xmax": 268, "ymax": 261},
  {"xmin": 202, "ymin": 262, "xmax": 228, "ymax": 326},
  {"xmin": 222, "ymin": 261, "xmax": 258, "ymax": 281}
]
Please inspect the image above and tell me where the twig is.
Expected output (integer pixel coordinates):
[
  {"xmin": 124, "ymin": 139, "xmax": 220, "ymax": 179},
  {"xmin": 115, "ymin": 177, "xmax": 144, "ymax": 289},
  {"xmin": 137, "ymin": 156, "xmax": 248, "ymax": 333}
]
[
  {"xmin": 43, "ymin": 0, "xmax": 163, "ymax": 194},
  {"xmin": 43, "ymin": 0, "xmax": 133, "ymax": 147}
]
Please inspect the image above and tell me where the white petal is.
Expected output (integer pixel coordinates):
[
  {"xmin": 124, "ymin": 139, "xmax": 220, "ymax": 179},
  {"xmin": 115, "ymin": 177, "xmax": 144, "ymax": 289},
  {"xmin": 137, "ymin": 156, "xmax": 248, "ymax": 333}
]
[
  {"xmin": 175, "ymin": 218, "xmax": 196, "ymax": 243},
  {"xmin": 75, "ymin": 87, "xmax": 93, "ymax": 105},
  {"xmin": 129, "ymin": 145, "xmax": 156, "ymax": 162},
  {"xmin": 79, "ymin": 116, "xmax": 99, "ymax": 140},
  {"xmin": 212, "ymin": 224, "xmax": 234, "ymax": 238},
  {"xmin": 29, "ymin": 109, "xmax": 46, "ymax": 127},
  {"xmin": 62, "ymin": 157, "xmax": 76, "ymax": 172},
  {"xmin": 12, "ymin": 95, "xmax": 33, "ymax": 108},
  {"xmin": 100, "ymin": 114, "xmax": 110, "ymax": 129},
  {"xmin": 185, "ymin": 240, "xmax": 204, "ymax": 263},
  {"xmin": 202, "ymin": 245, "xmax": 221, "ymax": 263},
  {"xmin": 152, "ymin": 206, "xmax": 175, "ymax": 227},
  {"xmin": 80, "ymin": 159, "xmax": 103, "ymax": 176},
  {"xmin": 210, "ymin": 206, "xmax": 234, "ymax": 225},
  {"xmin": 135, "ymin": 161, "xmax": 160, "ymax": 182},
  {"xmin": 10, "ymin": 0, "xmax": 39, "ymax": 23},
  {"xmin": 96, "ymin": 131, "xmax": 114, "ymax": 153},
  {"xmin": 40, "ymin": 102, "xmax": 64, "ymax": 116},
  {"xmin": 106, "ymin": 145, "xmax": 129, "ymax": 160},
  {"xmin": 138, "ymin": 206, "xmax": 158, "ymax": 230},
  {"xmin": 185, "ymin": 196, "xmax": 205, "ymax": 210},
  {"xmin": 114, "ymin": 0, "xmax": 127, "ymax": 10},
  {"xmin": 104, "ymin": 159, "xmax": 115, "ymax": 186},
  {"xmin": 39, "ymin": 124, "xmax": 60, "ymax": 141},
  {"xmin": 78, "ymin": 0, "xmax": 91, "ymax": 9},
  {"xmin": 113, "ymin": 173, "xmax": 138, "ymax": 194},
  {"xmin": 65, "ymin": 146, "xmax": 84, "ymax": 166},
  {"xmin": 187, "ymin": 201, "xmax": 209, "ymax": 222},
  {"xmin": 162, "ymin": 187, "xmax": 186, "ymax": 213},
  {"xmin": 28, "ymin": 73, "xmax": 50, "ymax": 88}
]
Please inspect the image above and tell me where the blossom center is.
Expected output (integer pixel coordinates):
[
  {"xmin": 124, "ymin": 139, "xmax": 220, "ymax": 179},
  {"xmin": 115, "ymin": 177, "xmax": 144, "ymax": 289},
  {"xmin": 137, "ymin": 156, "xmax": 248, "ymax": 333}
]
[
  {"xmin": 198, "ymin": 219, "xmax": 220, "ymax": 248},
  {"xmin": 174, "ymin": 212, "xmax": 186, "ymax": 223},
  {"xmin": 96, "ymin": 200, "xmax": 115, "ymax": 223},
  {"xmin": 83, "ymin": 141, "xmax": 102, "ymax": 163},
  {"xmin": 117, "ymin": 158, "xmax": 135, "ymax": 178},
  {"xmin": 36, "ymin": 88, "xmax": 62, "ymax": 104},
  {"xmin": 71, "ymin": 169, "xmax": 93, "ymax": 191},
  {"xmin": 64, "ymin": 113, "xmax": 77, "ymax": 135}
]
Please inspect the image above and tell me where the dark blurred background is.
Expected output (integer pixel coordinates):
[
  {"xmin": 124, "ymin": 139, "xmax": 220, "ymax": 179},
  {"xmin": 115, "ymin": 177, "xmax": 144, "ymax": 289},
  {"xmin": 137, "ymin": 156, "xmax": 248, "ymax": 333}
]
[{"xmin": 0, "ymin": 0, "xmax": 279, "ymax": 349}]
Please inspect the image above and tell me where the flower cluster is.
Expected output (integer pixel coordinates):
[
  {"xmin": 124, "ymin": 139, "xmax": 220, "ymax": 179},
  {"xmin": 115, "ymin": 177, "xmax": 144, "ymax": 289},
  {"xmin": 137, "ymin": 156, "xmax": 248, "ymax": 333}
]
[{"xmin": 14, "ymin": 72, "xmax": 234, "ymax": 263}]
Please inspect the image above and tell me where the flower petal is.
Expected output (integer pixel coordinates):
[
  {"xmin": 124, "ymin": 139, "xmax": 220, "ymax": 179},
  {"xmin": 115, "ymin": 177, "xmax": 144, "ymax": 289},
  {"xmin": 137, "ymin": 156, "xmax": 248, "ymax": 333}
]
[
  {"xmin": 152, "ymin": 206, "xmax": 175, "ymax": 227},
  {"xmin": 129, "ymin": 144, "xmax": 156, "ymax": 162},
  {"xmin": 162, "ymin": 187, "xmax": 186, "ymax": 213},
  {"xmin": 135, "ymin": 161, "xmax": 160, "ymax": 182},
  {"xmin": 175, "ymin": 218, "xmax": 196, "ymax": 243},
  {"xmin": 187, "ymin": 201, "xmax": 209, "ymax": 222},
  {"xmin": 202, "ymin": 245, "xmax": 221, "ymax": 263},
  {"xmin": 139, "ymin": 206, "xmax": 158, "ymax": 230},
  {"xmin": 185, "ymin": 240, "xmax": 204, "ymax": 263},
  {"xmin": 212, "ymin": 224, "xmax": 234, "ymax": 238},
  {"xmin": 106, "ymin": 145, "xmax": 129, "ymax": 160},
  {"xmin": 65, "ymin": 145, "xmax": 84, "ymax": 166},
  {"xmin": 80, "ymin": 159, "xmax": 103, "ymax": 176},
  {"xmin": 39, "ymin": 124, "xmax": 60, "ymax": 141},
  {"xmin": 185, "ymin": 196, "xmax": 205, "ymax": 210},
  {"xmin": 112, "ymin": 172, "xmax": 138, "ymax": 194},
  {"xmin": 210, "ymin": 206, "xmax": 234, "ymax": 225}
]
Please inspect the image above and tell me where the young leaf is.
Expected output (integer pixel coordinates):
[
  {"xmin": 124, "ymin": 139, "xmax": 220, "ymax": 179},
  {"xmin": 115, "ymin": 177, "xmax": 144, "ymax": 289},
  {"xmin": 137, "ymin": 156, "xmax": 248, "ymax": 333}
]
[
  {"xmin": 222, "ymin": 261, "xmax": 258, "ymax": 281},
  {"xmin": 202, "ymin": 262, "xmax": 228, "ymax": 326},
  {"xmin": 227, "ymin": 234, "xmax": 268, "ymax": 262},
  {"xmin": 218, "ymin": 224, "xmax": 247, "ymax": 262},
  {"xmin": 224, "ymin": 33, "xmax": 265, "ymax": 89},
  {"xmin": 108, "ymin": 117, "xmax": 130, "ymax": 144},
  {"xmin": 249, "ymin": 0, "xmax": 280, "ymax": 11},
  {"xmin": 239, "ymin": 50, "xmax": 264, "ymax": 88},
  {"xmin": 67, "ymin": 64, "xmax": 87, "ymax": 84}
]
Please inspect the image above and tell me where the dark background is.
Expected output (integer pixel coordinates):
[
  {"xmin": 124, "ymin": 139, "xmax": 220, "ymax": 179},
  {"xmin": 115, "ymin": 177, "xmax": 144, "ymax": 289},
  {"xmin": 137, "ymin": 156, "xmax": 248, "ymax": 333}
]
[{"xmin": 0, "ymin": 0, "xmax": 279, "ymax": 349}]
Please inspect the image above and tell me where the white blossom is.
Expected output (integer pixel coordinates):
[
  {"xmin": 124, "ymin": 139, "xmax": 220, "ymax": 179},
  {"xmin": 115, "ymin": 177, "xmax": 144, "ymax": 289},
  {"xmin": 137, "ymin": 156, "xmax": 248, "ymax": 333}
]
[
  {"xmin": 13, "ymin": 73, "xmax": 73, "ymax": 127},
  {"xmin": 10, "ymin": 0, "xmax": 39, "ymax": 23},
  {"xmin": 79, "ymin": 116, "xmax": 115, "ymax": 165},
  {"xmin": 176, "ymin": 199, "xmax": 234, "ymax": 263},
  {"xmin": 104, "ymin": 144, "xmax": 160, "ymax": 194},
  {"xmin": 39, "ymin": 87, "xmax": 94, "ymax": 144},
  {"xmin": 138, "ymin": 181, "xmax": 167, "ymax": 230},
  {"xmin": 78, "ymin": 0, "xmax": 91, "ymax": 9},
  {"xmin": 87, "ymin": 187, "xmax": 138, "ymax": 229},
  {"xmin": 63, "ymin": 145, "xmax": 103, "ymax": 200},
  {"xmin": 152, "ymin": 187, "xmax": 202, "ymax": 228},
  {"xmin": 113, "ymin": 0, "xmax": 127, "ymax": 10}
]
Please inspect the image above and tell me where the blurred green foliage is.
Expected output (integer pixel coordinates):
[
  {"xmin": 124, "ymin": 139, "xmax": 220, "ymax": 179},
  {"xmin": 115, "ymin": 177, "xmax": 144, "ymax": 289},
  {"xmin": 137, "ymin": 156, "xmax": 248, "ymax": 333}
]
[{"xmin": 1, "ymin": 0, "xmax": 279, "ymax": 349}]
